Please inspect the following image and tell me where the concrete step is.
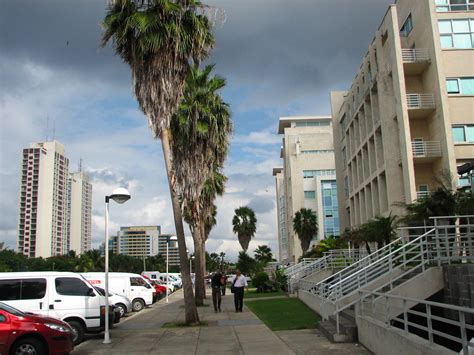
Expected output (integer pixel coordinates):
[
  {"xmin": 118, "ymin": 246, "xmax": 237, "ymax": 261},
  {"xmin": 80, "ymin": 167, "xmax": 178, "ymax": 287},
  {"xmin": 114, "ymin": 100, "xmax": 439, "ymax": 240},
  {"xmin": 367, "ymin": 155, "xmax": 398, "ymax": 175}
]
[
  {"xmin": 318, "ymin": 320, "xmax": 355, "ymax": 343},
  {"xmin": 317, "ymin": 309, "xmax": 358, "ymax": 343}
]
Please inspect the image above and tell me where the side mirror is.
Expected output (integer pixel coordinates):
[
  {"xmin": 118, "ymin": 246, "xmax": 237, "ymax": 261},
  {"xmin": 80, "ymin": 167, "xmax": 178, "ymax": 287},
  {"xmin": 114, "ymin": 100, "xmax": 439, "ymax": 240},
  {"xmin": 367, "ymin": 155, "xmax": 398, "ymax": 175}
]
[{"xmin": 88, "ymin": 288, "xmax": 96, "ymax": 297}]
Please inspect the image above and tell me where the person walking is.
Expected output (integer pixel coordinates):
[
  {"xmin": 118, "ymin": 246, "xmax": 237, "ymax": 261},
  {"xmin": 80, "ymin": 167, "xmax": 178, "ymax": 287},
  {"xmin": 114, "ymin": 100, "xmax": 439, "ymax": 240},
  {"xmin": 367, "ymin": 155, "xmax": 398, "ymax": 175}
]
[
  {"xmin": 232, "ymin": 269, "xmax": 248, "ymax": 312},
  {"xmin": 211, "ymin": 271, "xmax": 223, "ymax": 312},
  {"xmin": 220, "ymin": 272, "xmax": 226, "ymax": 296}
]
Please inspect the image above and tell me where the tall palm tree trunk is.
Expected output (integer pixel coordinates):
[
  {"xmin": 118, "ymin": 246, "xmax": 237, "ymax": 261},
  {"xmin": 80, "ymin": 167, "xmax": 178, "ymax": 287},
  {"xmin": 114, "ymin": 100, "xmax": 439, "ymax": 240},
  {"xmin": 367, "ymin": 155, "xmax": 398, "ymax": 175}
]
[
  {"xmin": 191, "ymin": 226, "xmax": 205, "ymax": 306},
  {"xmin": 161, "ymin": 129, "xmax": 199, "ymax": 324},
  {"xmin": 200, "ymin": 224, "xmax": 207, "ymax": 298}
]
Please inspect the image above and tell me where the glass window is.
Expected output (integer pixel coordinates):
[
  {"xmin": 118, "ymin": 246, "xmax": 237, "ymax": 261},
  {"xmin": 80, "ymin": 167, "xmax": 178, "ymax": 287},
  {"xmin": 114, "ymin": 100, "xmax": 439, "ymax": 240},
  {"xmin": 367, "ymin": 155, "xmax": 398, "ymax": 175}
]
[
  {"xmin": 447, "ymin": 79, "xmax": 460, "ymax": 94},
  {"xmin": 130, "ymin": 277, "xmax": 146, "ymax": 287},
  {"xmin": 304, "ymin": 191, "xmax": 316, "ymax": 199},
  {"xmin": 55, "ymin": 277, "xmax": 91, "ymax": 296},
  {"xmin": 441, "ymin": 35, "xmax": 454, "ymax": 48},
  {"xmin": 0, "ymin": 280, "xmax": 21, "ymax": 301},
  {"xmin": 453, "ymin": 33, "xmax": 472, "ymax": 48},
  {"xmin": 438, "ymin": 19, "xmax": 474, "ymax": 48},
  {"xmin": 400, "ymin": 14, "xmax": 413, "ymax": 36},
  {"xmin": 453, "ymin": 126, "xmax": 466, "ymax": 142},
  {"xmin": 467, "ymin": 125, "xmax": 474, "ymax": 141},
  {"xmin": 439, "ymin": 20, "xmax": 452, "ymax": 34},
  {"xmin": 453, "ymin": 19, "xmax": 470, "ymax": 32},
  {"xmin": 21, "ymin": 279, "xmax": 46, "ymax": 300},
  {"xmin": 461, "ymin": 78, "xmax": 474, "ymax": 94}
]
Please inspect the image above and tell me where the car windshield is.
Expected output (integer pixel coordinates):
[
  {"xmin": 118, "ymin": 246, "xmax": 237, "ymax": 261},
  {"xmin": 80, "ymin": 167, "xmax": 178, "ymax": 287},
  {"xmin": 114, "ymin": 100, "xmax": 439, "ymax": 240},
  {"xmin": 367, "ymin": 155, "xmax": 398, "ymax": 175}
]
[
  {"xmin": 93, "ymin": 286, "xmax": 105, "ymax": 296},
  {"xmin": 0, "ymin": 302, "xmax": 25, "ymax": 316}
]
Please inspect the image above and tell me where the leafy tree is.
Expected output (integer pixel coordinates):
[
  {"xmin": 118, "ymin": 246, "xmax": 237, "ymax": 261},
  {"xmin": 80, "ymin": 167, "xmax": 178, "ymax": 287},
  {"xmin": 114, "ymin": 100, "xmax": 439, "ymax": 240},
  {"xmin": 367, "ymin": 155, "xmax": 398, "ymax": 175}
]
[
  {"xmin": 293, "ymin": 208, "xmax": 318, "ymax": 255},
  {"xmin": 102, "ymin": 0, "xmax": 215, "ymax": 324},
  {"xmin": 236, "ymin": 251, "xmax": 262, "ymax": 277},
  {"xmin": 254, "ymin": 245, "xmax": 275, "ymax": 265},
  {"xmin": 205, "ymin": 252, "xmax": 221, "ymax": 272},
  {"xmin": 174, "ymin": 65, "xmax": 232, "ymax": 305},
  {"xmin": 232, "ymin": 207, "xmax": 257, "ymax": 252}
]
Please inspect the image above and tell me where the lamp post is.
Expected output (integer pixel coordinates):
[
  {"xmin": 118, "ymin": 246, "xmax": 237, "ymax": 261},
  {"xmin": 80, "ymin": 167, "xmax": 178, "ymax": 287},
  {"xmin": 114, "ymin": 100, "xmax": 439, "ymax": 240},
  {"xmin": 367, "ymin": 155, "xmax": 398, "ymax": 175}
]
[
  {"xmin": 166, "ymin": 235, "xmax": 178, "ymax": 303},
  {"xmin": 104, "ymin": 187, "xmax": 130, "ymax": 344}
]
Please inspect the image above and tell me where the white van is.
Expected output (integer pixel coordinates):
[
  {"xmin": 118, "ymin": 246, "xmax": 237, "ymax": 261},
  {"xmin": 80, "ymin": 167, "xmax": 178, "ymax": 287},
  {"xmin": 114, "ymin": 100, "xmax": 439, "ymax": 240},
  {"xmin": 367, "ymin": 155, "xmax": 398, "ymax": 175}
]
[
  {"xmin": 0, "ymin": 272, "xmax": 110, "ymax": 344},
  {"xmin": 81, "ymin": 272, "xmax": 154, "ymax": 312}
]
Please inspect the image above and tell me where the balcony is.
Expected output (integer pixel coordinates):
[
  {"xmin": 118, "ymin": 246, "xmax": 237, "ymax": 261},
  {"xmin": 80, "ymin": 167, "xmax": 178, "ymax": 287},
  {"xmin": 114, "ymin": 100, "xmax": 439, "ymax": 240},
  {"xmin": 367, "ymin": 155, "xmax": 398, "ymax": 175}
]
[
  {"xmin": 412, "ymin": 140, "xmax": 442, "ymax": 162},
  {"xmin": 407, "ymin": 93, "xmax": 435, "ymax": 119},
  {"xmin": 402, "ymin": 49, "xmax": 430, "ymax": 75},
  {"xmin": 416, "ymin": 190, "xmax": 430, "ymax": 200}
]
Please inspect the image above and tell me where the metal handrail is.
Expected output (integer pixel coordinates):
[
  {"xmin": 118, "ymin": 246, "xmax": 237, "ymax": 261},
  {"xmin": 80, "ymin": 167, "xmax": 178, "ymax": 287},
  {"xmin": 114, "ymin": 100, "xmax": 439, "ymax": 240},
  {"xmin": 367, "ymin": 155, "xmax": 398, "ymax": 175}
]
[
  {"xmin": 411, "ymin": 140, "xmax": 441, "ymax": 158},
  {"xmin": 406, "ymin": 93, "xmax": 435, "ymax": 109},
  {"xmin": 401, "ymin": 48, "xmax": 429, "ymax": 63},
  {"xmin": 359, "ymin": 290, "xmax": 474, "ymax": 355}
]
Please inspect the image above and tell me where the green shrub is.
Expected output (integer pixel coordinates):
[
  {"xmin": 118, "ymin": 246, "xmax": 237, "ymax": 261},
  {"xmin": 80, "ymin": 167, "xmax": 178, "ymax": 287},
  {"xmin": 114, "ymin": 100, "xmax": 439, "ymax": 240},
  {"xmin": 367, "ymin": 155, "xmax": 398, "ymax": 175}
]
[{"xmin": 253, "ymin": 272, "xmax": 270, "ymax": 292}]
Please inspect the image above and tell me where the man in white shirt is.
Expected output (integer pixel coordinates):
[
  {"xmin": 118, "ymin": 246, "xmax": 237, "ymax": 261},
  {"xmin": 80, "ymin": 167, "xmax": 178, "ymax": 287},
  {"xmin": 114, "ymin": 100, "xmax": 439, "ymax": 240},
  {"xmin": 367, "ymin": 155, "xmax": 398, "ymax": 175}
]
[{"xmin": 232, "ymin": 269, "xmax": 248, "ymax": 312}]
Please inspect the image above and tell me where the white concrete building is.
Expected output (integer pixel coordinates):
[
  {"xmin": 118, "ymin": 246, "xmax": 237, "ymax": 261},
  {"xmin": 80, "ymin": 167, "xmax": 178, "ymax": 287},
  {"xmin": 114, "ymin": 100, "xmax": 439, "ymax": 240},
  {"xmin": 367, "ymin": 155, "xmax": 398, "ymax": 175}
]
[
  {"xmin": 17, "ymin": 141, "xmax": 69, "ymax": 258},
  {"xmin": 116, "ymin": 226, "xmax": 161, "ymax": 258},
  {"xmin": 66, "ymin": 171, "xmax": 92, "ymax": 255},
  {"xmin": 274, "ymin": 116, "xmax": 339, "ymax": 263}
]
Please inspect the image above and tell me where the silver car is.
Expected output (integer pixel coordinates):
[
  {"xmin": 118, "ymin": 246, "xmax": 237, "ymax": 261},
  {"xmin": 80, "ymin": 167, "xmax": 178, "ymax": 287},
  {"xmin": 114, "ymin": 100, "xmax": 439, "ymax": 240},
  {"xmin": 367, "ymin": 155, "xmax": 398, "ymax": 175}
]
[{"xmin": 94, "ymin": 286, "xmax": 132, "ymax": 318}]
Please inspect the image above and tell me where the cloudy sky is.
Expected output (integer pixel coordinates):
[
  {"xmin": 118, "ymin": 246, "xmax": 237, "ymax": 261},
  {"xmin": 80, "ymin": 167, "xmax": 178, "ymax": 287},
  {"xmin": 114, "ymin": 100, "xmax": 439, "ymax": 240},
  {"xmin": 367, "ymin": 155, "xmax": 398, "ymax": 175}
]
[{"xmin": 0, "ymin": 0, "xmax": 393, "ymax": 261}]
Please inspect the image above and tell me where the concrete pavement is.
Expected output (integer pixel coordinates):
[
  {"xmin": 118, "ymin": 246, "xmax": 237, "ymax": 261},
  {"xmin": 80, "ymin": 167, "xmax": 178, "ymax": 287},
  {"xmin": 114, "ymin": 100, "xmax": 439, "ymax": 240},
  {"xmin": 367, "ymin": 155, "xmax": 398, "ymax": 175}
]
[{"xmin": 72, "ymin": 289, "xmax": 371, "ymax": 354}]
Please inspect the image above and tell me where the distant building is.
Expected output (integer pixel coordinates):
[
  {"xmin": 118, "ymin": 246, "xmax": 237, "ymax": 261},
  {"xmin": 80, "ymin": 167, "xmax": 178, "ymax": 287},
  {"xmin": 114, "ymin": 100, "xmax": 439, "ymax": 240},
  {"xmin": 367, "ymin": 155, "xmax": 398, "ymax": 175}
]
[
  {"xmin": 17, "ymin": 141, "xmax": 69, "ymax": 258},
  {"xmin": 66, "ymin": 171, "xmax": 92, "ymax": 255},
  {"xmin": 274, "ymin": 116, "xmax": 339, "ymax": 263},
  {"xmin": 157, "ymin": 233, "xmax": 180, "ymax": 266},
  {"xmin": 331, "ymin": 0, "xmax": 474, "ymax": 232}
]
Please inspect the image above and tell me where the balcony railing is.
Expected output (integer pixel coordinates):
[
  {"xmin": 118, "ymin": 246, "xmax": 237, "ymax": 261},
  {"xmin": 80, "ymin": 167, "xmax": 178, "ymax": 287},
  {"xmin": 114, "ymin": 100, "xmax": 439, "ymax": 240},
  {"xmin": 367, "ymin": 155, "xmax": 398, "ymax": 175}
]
[
  {"xmin": 416, "ymin": 190, "xmax": 430, "ymax": 199},
  {"xmin": 411, "ymin": 140, "xmax": 441, "ymax": 158},
  {"xmin": 402, "ymin": 48, "xmax": 429, "ymax": 63},
  {"xmin": 406, "ymin": 93, "xmax": 435, "ymax": 110}
]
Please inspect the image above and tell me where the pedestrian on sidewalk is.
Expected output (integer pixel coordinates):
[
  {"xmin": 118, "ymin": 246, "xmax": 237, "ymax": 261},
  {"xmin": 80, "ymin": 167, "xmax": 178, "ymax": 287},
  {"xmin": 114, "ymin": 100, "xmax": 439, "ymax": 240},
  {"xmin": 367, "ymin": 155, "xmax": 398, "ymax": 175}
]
[
  {"xmin": 211, "ymin": 271, "xmax": 223, "ymax": 312},
  {"xmin": 220, "ymin": 272, "xmax": 226, "ymax": 296},
  {"xmin": 232, "ymin": 269, "xmax": 248, "ymax": 312}
]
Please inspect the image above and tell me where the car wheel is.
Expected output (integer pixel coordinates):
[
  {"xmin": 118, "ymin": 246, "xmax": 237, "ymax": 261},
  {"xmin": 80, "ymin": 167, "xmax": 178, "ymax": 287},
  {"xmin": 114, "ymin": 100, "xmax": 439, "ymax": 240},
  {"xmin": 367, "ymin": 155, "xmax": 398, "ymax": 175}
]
[
  {"xmin": 12, "ymin": 337, "xmax": 46, "ymax": 355},
  {"xmin": 67, "ymin": 320, "xmax": 85, "ymax": 345},
  {"xmin": 116, "ymin": 303, "xmax": 127, "ymax": 317},
  {"xmin": 132, "ymin": 298, "xmax": 145, "ymax": 312}
]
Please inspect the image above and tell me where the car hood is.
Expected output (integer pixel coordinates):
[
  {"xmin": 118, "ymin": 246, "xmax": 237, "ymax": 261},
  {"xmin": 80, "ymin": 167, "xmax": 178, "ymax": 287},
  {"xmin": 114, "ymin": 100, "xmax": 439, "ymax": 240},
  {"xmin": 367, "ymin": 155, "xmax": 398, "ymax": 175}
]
[{"xmin": 25, "ymin": 313, "xmax": 68, "ymax": 326}]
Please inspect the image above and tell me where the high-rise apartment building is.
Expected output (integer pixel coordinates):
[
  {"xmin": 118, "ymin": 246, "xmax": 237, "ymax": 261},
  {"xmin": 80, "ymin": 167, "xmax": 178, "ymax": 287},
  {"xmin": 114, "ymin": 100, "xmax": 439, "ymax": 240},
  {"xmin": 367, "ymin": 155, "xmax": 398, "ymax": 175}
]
[
  {"xmin": 331, "ymin": 0, "xmax": 474, "ymax": 232},
  {"xmin": 116, "ymin": 226, "xmax": 161, "ymax": 258},
  {"xmin": 66, "ymin": 171, "xmax": 92, "ymax": 255},
  {"xmin": 274, "ymin": 116, "xmax": 339, "ymax": 263},
  {"xmin": 17, "ymin": 141, "xmax": 69, "ymax": 258},
  {"xmin": 157, "ymin": 233, "xmax": 180, "ymax": 266}
]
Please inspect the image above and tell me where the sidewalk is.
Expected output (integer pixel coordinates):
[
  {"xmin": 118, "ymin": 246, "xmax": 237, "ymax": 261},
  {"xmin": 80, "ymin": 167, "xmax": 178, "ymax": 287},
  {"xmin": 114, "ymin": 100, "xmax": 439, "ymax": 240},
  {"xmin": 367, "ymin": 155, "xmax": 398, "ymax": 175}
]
[{"xmin": 72, "ymin": 289, "xmax": 370, "ymax": 354}]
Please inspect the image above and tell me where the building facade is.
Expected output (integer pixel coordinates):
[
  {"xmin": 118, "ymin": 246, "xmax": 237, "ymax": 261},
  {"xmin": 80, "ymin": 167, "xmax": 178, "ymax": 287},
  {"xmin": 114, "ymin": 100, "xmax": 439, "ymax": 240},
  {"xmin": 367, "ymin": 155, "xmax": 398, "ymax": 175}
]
[
  {"xmin": 66, "ymin": 171, "xmax": 92, "ymax": 255},
  {"xmin": 157, "ymin": 234, "xmax": 180, "ymax": 266},
  {"xmin": 331, "ymin": 0, "xmax": 474, "ymax": 232},
  {"xmin": 17, "ymin": 141, "xmax": 69, "ymax": 258},
  {"xmin": 274, "ymin": 116, "xmax": 339, "ymax": 263}
]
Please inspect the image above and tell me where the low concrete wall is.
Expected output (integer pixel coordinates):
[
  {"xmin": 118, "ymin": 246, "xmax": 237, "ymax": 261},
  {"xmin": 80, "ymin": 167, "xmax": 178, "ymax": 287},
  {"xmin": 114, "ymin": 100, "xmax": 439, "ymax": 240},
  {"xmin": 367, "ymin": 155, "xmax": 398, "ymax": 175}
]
[
  {"xmin": 443, "ymin": 264, "xmax": 474, "ymax": 323},
  {"xmin": 357, "ymin": 315, "xmax": 455, "ymax": 355}
]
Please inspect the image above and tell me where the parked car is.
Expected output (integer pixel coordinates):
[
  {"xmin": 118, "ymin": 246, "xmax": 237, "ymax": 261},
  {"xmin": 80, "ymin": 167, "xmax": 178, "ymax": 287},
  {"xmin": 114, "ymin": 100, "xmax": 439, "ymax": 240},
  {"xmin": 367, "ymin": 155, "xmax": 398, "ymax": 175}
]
[
  {"xmin": 81, "ymin": 272, "xmax": 154, "ymax": 312},
  {"xmin": 0, "ymin": 302, "xmax": 74, "ymax": 355},
  {"xmin": 0, "ymin": 272, "xmax": 114, "ymax": 345},
  {"xmin": 93, "ymin": 286, "xmax": 132, "ymax": 318},
  {"xmin": 142, "ymin": 276, "xmax": 166, "ymax": 301}
]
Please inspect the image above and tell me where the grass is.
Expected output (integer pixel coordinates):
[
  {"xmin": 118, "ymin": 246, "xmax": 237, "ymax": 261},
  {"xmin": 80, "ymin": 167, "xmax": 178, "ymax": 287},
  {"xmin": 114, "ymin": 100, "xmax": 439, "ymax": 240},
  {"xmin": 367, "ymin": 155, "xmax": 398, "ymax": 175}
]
[
  {"xmin": 245, "ymin": 298, "xmax": 320, "ymax": 331},
  {"xmin": 244, "ymin": 288, "xmax": 287, "ymax": 299},
  {"xmin": 162, "ymin": 321, "xmax": 208, "ymax": 328}
]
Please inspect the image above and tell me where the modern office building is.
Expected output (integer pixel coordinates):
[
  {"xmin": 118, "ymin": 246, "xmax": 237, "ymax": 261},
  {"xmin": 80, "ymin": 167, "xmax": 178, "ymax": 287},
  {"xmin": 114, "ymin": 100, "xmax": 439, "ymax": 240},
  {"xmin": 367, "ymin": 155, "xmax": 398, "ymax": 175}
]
[
  {"xmin": 331, "ymin": 0, "xmax": 474, "ymax": 232},
  {"xmin": 274, "ymin": 116, "xmax": 339, "ymax": 263},
  {"xmin": 17, "ymin": 141, "xmax": 69, "ymax": 258},
  {"xmin": 66, "ymin": 171, "xmax": 92, "ymax": 255},
  {"xmin": 113, "ymin": 226, "xmax": 180, "ymax": 266}
]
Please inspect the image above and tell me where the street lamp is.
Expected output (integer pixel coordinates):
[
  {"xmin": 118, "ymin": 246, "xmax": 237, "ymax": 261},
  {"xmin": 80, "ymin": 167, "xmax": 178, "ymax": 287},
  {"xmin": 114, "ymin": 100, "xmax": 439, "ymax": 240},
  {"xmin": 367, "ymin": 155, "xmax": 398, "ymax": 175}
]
[
  {"xmin": 166, "ymin": 235, "xmax": 178, "ymax": 303},
  {"xmin": 104, "ymin": 187, "xmax": 130, "ymax": 344}
]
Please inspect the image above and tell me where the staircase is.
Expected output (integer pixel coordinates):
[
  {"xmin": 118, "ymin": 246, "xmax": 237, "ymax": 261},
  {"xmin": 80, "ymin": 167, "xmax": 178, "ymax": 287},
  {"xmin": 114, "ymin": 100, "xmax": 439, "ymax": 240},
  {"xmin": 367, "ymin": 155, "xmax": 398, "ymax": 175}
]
[{"xmin": 298, "ymin": 216, "xmax": 474, "ymax": 343}]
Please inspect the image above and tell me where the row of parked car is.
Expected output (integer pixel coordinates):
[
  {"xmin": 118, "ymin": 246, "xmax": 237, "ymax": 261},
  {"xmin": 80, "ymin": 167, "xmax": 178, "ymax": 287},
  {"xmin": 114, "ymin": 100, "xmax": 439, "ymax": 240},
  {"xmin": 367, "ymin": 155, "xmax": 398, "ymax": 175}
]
[{"xmin": 0, "ymin": 271, "xmax": 182, "ymax": 354}]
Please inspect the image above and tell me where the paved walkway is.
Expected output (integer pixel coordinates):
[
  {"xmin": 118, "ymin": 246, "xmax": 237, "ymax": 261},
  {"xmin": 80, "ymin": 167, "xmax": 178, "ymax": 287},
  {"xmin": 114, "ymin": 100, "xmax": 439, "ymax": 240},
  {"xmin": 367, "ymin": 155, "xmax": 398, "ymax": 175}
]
[{"xmin": 72, "ymin": 290, "xmax": 371, "ymax": 355}]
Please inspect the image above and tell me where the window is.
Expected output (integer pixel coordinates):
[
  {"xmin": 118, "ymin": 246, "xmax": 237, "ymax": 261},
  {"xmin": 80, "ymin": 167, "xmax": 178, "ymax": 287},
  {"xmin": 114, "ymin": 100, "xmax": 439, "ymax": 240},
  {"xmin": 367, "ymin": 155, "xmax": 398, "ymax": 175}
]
[
  {"xmin": 303, "ymin": 169, "xmax": 336, "ymax": 178},
  {"xmin": 400, "ymin": 14, "xmax": 413, "ymax": 37},
  {"xmin": 294, "ymin": 120, "xmax": 330, "ymax": 127},
  {"xmin": 130, "ymin": 277, "xmax": 150, "ymax": 288},
  {"xmin": 438, "ymin": 19, "xmax": 474, "ymax": 49},
  {"xmin": 55, "ymin": 277, "xmax": 91, "ymax": 296},
  {"xmin": 452, "ymin": 125, "xmax": 474, "ymax": 143},
  {"xmin": 301, "ymin": 149, "xmax": 334, "ymax": 154},
  {"xmin": 447, "ymin": 77, "xmax": 474, "ymax": 94},
  {"xmin": 304, "ymin": 191, "xmax": 316, "ymax": 199},
  {"xmin": 0, "ymin": 279, "xmax": 46, "ymax": 300},
  {"xmin": 321, "ymin": 180, "xmax": 340, "ymax": 237},
  {"xmin": 436, "ymin": 0, "xmax": 474, "ymax": 12}
]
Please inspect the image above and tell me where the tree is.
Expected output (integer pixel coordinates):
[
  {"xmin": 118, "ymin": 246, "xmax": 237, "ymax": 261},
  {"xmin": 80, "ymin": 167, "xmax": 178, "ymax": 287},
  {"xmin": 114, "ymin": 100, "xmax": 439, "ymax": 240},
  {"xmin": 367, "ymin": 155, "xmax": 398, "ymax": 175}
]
[
  {"xmin": 232, "ymin": 207, "xmax": 257, "ymax": 252},
  {"xmin": 172, "ymin": 65, "xmax": 232, "ymax": 306},
  {"xmin": 236, "ymin": 251, "xmax": 259, "ymax": 276},
  {"xmin": 254, "ymin": 245, "xmax": 274, "ymax": 265},
  {"xmin": 293, "ymin": 208, "xmax": 318, "ymax": 255},
  {"xmin": 102, "ymin": 0, "xmax": 215, "ymax": 324}
]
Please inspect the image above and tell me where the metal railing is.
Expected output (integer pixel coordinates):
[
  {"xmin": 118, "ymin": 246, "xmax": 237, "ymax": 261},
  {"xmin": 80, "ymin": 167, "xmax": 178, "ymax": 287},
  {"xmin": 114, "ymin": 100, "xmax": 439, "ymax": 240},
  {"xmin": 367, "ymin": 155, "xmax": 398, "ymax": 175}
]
[
  {"xmin": 401, "ymin": 48, "xmax": 429, "ymax": 63},
  {"xmin": 359, "ymin": 290, "xmax": 474, "ymax": 355},
  {"xmin": 406, "ymin": 93, "xmax": 435, "ymax": 110},
  {"xmin": 416, "ymin": 190, "xmax": 430, "ymax": 199},
  {"xmin": 412, "ymin": 140, "xmax": 441, "ymax": 158},
  {"xmin": 285, "ymin": 258, "xmax": 318, "ymax": 276}
]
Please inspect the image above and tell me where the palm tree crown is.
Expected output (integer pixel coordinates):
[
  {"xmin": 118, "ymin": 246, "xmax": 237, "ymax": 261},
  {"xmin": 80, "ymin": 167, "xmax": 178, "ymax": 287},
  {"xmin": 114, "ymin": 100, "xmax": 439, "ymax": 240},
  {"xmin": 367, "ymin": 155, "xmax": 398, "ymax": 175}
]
[
  {"xmin": 232, "ymin": 207, "xmax": 257, "ymax": 252},
  {"xmin": 293, "ymin": 208, "xmax": 318, "ymax": 254}
]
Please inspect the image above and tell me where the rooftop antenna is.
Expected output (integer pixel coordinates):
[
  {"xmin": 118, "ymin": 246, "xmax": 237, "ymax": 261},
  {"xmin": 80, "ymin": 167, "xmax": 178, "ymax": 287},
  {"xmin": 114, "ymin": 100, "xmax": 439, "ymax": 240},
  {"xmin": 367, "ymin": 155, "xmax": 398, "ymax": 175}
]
[{"xmin": 79, "ymin": 158, "xmax": 83, "ymax": 172}]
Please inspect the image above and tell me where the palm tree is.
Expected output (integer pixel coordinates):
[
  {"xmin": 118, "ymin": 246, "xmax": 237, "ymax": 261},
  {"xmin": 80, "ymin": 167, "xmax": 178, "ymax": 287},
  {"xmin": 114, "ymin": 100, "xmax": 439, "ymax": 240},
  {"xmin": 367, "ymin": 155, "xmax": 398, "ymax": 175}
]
[
  {"xmin": 172, "ymin": 65, "xmax": 231, "ymax": 305},
  {"xmin": 232, "ymin": 207, "xmax": 257, "ymax": 252},
  {"xmin": 254, "ymin": 245, "xmax": 274, "ymax": 265},
  {"xmin": 101, "ymin": 0, "xmax": 214, "ymax": 324},
  {"xmin": 293, "ymin": 208, "xmax": 318, "ymax": 255}
]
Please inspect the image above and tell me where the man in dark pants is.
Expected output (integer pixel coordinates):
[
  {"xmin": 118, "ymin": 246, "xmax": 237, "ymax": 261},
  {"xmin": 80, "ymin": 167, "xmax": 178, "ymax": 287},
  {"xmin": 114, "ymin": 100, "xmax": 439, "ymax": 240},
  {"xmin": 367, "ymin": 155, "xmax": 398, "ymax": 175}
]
[
  {"xmin": 211, "ymin": 271, "xmax": 223, "ymax": 312},
  {"xmin": 232, "ymin": 269, "xmax": 248, "ymax": 312}
]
